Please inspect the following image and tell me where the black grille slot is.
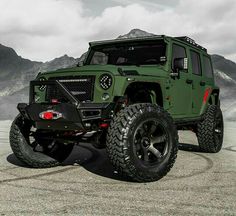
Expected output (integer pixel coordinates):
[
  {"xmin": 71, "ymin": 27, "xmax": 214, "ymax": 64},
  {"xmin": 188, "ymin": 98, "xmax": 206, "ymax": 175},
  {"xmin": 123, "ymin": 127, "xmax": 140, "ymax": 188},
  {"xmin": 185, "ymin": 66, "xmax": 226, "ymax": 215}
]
[{"xmin": 46, "ymin": 76, "xmax": 95, "ymax": 102}]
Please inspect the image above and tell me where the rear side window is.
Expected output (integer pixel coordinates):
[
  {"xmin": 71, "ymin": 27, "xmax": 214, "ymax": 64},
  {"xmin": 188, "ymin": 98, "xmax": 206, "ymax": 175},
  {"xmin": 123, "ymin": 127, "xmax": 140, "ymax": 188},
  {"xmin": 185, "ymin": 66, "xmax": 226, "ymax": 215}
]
[
  {"xmin": 172, "ymin": 44, "xmax": 186, "ymax": 68},
  {"xmin": 190, "ymin": 50, "xmax": 201, "ymax": 75},
  {"xmin": 203, "ymin": 56, "xmax": 213, "ymax": 78}
]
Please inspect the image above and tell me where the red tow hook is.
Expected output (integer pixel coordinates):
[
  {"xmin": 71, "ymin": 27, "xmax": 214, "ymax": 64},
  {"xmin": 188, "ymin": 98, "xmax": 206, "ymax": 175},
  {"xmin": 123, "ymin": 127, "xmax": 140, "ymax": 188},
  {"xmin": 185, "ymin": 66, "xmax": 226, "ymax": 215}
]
[{"xmin": 39, "ymin": 110, "xmax": 62, "ymax": 120}]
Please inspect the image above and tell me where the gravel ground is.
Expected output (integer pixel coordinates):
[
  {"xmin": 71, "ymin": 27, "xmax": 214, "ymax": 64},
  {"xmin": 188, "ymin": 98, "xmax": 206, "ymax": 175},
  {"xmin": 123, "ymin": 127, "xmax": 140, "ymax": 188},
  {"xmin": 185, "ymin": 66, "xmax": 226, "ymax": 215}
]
[{"xmin": 0, "ymin": 120, "xmax": 235, "ymax": 216}]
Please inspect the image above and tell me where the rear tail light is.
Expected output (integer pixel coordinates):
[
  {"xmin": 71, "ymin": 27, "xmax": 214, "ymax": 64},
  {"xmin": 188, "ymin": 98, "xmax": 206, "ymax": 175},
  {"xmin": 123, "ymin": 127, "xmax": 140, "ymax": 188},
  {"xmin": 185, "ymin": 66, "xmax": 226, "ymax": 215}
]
[{"xmin": 39, "ymin": 110, "xmax": 62, "ymax": 120}]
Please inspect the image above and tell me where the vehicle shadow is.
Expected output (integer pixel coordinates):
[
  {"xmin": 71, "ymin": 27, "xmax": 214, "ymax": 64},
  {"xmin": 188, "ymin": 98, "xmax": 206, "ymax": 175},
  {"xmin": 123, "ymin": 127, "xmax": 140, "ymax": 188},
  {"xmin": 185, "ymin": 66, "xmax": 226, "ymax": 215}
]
[
  {"xmin": 7, "ymin": 142, "xmax": 202, "ymax": 181},
  {"xmin": 6, "ymin": 142, "xmax": 128, "ymax": 182},
  {"xmin": 63, "ymin": 143, "xmax": 129, "ymax": 181}
]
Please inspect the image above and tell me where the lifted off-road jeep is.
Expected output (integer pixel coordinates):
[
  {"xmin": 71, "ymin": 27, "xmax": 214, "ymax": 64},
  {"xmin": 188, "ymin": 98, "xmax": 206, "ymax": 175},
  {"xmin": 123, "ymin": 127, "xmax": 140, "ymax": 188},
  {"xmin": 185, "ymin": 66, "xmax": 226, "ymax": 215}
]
[{"xmin": 10, "ymin": 35, "xmax": 223, "ymax": 182}]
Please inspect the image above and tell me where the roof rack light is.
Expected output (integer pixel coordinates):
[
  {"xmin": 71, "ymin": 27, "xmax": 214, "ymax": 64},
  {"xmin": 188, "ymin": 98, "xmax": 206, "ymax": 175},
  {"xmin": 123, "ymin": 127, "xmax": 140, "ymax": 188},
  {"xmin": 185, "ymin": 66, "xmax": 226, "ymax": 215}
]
[{"xmin": 175, "ymin": 36, "xmax": 207, "ymax": 52}]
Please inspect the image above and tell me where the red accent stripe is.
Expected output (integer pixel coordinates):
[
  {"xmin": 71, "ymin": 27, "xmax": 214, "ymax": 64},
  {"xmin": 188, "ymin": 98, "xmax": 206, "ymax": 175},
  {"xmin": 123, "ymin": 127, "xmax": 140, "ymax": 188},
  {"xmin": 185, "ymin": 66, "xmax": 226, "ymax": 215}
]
[{"xmin": 203, "ymin": 88, "xmax": 211, "ymax": 103}]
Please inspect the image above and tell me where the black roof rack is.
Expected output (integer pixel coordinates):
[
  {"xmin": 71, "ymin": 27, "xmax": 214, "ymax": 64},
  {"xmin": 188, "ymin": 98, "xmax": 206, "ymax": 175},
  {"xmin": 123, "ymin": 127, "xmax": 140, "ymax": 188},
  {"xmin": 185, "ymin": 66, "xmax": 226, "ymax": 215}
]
[
  {"xmin": 89, "ymin": 35, "xmax": 165, "ymax": 47},
  {"xmin": 175, "ymin": 36, "xmax": 207, "ymax": 52}
]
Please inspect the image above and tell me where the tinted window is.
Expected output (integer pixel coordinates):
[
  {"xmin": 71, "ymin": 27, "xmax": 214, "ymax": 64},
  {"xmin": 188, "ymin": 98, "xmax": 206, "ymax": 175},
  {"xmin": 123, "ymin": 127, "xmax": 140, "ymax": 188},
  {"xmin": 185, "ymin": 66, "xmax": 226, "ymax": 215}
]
[
  {"xmin": 88, "ymin": 42, "xmax": 166, "ymax": 66},
  {"xmin": 90, "ymin": 52, "xmax": 108, "ymax": 65},
  {"xmin": 190, "ymin": 50, "xmax": 201, "ymax": 75},
  {"xmin": 203, "ymin": 56, "xmax": 213, "ymax": 78},
  {"xmin": 172, "ymin": 44, "xmax": 186, "ymax": 68}
]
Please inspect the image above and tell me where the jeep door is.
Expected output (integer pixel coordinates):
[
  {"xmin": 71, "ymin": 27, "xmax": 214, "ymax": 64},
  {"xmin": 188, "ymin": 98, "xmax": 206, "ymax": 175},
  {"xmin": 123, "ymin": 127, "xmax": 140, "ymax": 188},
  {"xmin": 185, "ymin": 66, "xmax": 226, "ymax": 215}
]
[
  {"xmin": 202, "ymin": 55, "xmax": 215, "ymax": 87},
  {"xmin": 190, "ymin": 49, "xmax": 208, "ymax": 116},
  {"xmin": 189, "ymin": 49, "xmax": 206, "ymax": 115},
  {"xmin": 169, "ymin": 43, "xmax": 192, "ymax": 116}
]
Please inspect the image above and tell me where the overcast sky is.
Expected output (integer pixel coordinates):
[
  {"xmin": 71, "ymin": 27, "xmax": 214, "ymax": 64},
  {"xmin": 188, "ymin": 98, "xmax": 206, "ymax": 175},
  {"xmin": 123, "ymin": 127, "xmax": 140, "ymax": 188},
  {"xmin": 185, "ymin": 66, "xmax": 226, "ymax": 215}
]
[{"xmin": 0, "ymin": 0, "xmax": 235, "ymax": 62}]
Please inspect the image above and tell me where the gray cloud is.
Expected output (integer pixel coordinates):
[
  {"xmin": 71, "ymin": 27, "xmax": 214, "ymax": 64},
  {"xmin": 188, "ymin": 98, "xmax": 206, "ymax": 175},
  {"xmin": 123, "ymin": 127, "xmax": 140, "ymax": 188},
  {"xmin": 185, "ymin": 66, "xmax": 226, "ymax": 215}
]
[{"xmin": 0, "ymin": 0, "xmax": 235, "ymax": 62}]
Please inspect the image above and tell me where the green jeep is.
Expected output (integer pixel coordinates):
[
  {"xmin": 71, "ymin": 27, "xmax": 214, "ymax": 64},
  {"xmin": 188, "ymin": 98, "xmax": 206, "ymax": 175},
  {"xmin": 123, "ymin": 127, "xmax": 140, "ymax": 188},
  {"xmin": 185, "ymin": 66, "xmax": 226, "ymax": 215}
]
[{"xmin": 9, "ymin": 35, "xmax": 223, "ymax": 182}]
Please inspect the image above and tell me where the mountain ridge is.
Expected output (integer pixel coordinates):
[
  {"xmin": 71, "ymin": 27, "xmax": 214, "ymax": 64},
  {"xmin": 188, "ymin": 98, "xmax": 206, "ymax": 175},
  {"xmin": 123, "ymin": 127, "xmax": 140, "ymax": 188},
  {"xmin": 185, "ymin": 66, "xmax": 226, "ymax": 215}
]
[{"xmin": 0, "ymin": 29, "xmax": 235, "ymax": 120}]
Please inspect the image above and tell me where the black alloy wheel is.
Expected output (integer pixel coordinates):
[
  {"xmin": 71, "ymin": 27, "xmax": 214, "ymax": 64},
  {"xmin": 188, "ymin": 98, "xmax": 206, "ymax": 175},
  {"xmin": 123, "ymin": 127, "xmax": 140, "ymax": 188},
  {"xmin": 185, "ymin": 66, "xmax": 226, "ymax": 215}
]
[
  {"xmin": 106, "ymin": 103, "xmax": 178, "ymax": 182},
  {"xmin": 133, "ymin": 119, "xmax": 169, "ymax": 165}
]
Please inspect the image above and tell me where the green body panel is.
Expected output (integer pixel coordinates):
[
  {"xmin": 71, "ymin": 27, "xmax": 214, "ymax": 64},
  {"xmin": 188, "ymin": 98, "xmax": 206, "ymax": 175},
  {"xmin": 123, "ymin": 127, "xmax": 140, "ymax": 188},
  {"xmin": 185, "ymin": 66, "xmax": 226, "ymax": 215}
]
[
  {"xmin": 39, "ymin": 65, "xmax": 168, "ymax": 104},
  {"xmin": 36, "ymin": 35, "xmax": 219, "ymax": 122}
]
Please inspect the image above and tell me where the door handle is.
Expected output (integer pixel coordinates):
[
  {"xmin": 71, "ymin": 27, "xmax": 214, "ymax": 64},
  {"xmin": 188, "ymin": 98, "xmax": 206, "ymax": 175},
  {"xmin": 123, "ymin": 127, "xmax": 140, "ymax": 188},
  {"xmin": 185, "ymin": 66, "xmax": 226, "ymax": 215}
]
[
  {"xmin": 186, "ymin": 79, "xmax": 193, "ymax": 84},
  {"xmin": 200, "ymin": 81, "xmax": 206, "ymax": 86}
]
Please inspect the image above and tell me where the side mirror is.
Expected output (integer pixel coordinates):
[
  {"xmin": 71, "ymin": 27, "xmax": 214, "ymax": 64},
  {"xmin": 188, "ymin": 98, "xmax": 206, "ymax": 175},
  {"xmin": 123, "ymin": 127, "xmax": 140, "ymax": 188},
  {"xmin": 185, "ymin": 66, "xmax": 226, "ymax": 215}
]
[
  {"xmin": 171, "ymin": 57, "xmax": 188, "ymax": 78},
  {"xmin": 173, "ymin": 57, "xmax": 188, "ymax": 70}
]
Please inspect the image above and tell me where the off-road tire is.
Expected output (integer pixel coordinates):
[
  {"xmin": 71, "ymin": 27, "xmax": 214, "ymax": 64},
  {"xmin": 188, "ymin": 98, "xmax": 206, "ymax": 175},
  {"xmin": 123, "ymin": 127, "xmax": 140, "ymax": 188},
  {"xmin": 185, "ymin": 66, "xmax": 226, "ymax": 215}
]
[
  {"xmin": 197, "ymin": 105, "xmax": 224, "ymax": 153},
  {"xmin": 106, "ymin": 103, "xmax": 178, "ymax": 182},
  {"xmin": 9, "ymin": 115, "xmax": 74, "ymax": 168}
]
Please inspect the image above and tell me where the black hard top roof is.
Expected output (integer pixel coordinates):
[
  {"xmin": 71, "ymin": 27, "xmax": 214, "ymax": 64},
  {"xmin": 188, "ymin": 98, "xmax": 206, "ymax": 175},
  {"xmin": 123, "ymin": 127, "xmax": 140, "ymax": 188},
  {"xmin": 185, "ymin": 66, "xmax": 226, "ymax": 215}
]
[{"xmin": 89, "ymin": 35, "xmax": 207, "ymax": 52}]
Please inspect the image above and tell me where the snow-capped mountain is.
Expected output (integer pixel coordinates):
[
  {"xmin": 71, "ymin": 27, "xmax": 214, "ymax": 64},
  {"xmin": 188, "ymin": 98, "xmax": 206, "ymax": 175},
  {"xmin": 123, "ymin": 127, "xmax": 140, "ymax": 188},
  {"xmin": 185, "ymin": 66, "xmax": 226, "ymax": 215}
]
[
  {"xmin": 0, "ymin": 44, "xmax": 81, "ymax": 97},
  {"xmin": 214, "ymin": 70, "xmax": 236, "ymax": 85},
  {"xmin": 0, "ymin": 29, "xmax": 235, "ymax": 120},
  {"xmin": 0, "ymin": 43, "xmax": 81, "ymax": 119},
  {"xmin": 212, "ymin": 54, "xmax": 236, "ymax": 81},
  {"xmin": 117, "ymin": 29, "xmax": 155, "ymax": 39}
]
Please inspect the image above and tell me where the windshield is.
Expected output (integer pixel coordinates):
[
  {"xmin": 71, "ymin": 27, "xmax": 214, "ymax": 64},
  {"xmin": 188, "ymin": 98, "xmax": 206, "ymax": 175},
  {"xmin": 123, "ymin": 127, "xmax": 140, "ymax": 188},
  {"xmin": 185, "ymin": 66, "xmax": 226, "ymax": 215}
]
[{"xmin": 86, "ymin": 41, "xmax": 166, "ymax": 66}]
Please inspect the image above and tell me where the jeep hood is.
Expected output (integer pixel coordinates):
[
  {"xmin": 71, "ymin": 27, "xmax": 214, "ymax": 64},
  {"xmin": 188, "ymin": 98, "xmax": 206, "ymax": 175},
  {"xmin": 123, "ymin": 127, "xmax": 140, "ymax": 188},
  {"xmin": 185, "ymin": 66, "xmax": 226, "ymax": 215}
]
[{"xmin": 40, "ymin": 64, "xmax": 168, "ymax": 78}]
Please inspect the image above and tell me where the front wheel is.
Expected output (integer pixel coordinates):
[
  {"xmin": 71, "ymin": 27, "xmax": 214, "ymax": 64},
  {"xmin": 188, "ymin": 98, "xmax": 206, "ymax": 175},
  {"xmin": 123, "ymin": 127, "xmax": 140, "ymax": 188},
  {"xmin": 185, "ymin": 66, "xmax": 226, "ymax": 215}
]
[
  {"xmin": 106, "ymin": 103, "xmax": 178, "ymax": 182},
  {"xmin": 9, "ymin": 115, "xmax": 74, "ymax": 168}
]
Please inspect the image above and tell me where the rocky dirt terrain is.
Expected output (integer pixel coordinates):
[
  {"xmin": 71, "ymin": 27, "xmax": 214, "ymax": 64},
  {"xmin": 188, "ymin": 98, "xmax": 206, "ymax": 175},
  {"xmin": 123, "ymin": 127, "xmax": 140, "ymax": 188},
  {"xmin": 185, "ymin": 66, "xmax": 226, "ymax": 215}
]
[{"xmin": 0, "ymin": 120, "xmax": 235, "ymax": 215}]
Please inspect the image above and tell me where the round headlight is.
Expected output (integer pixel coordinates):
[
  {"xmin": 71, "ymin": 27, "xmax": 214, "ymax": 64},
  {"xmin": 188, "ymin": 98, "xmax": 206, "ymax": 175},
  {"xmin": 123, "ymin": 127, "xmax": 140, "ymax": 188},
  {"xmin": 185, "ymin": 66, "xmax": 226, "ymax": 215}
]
[
  {"xmin": 38, "ymin": 77, "xmax": 46, "ymax": 91},
  {"xmin": 99, "ymin": 74, "xmax": 112, "ymax": 90}
]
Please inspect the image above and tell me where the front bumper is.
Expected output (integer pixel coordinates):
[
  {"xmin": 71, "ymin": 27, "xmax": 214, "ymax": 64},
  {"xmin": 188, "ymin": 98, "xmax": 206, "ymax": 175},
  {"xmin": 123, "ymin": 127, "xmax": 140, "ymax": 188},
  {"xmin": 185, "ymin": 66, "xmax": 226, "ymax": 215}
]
[
  {"xmin": 18, "ymin": 79, "xmax": 114, "ymax": 131},
  {"xmin": 18, "ymin": 102, "xmax": 113, "ymax": 131}
]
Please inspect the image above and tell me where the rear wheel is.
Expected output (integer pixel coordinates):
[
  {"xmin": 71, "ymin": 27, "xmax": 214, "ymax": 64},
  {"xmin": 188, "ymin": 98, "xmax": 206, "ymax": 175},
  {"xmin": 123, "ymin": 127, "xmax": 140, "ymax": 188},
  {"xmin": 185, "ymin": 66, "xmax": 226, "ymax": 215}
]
[
  {"xmin": 9, "ymin": 115, "xmax": 74, "ymax": 168},
  {"xmin": 106, "ymin": 103, "xmax": 178, "ymax": 182},
  {"xmin": 197, "ymin": 105, "xmax": 224, "ymax": 153}
]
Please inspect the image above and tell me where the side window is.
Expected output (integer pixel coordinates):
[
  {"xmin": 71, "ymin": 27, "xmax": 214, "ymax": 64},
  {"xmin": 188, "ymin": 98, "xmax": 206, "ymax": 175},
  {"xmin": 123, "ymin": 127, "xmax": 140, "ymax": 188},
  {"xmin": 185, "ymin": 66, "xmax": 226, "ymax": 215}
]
[
  {"xmin": 203, "ymin": 56, "xmax": 213, "ymax": 78},
  {"xmin": 172, "ymin": 44, "xmax": 186, "ymax": 68},
  {"xmin": 190, "ymin": 50, "xmax": 201, "ymax": 75}
]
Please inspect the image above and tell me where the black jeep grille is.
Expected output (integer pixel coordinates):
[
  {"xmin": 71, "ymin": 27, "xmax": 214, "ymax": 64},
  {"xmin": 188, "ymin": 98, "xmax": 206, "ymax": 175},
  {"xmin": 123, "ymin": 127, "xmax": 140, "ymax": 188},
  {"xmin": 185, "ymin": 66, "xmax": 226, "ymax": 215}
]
[{"xmin": 46, "ymin": 76, "xmax": 95, "ymax": 102}]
